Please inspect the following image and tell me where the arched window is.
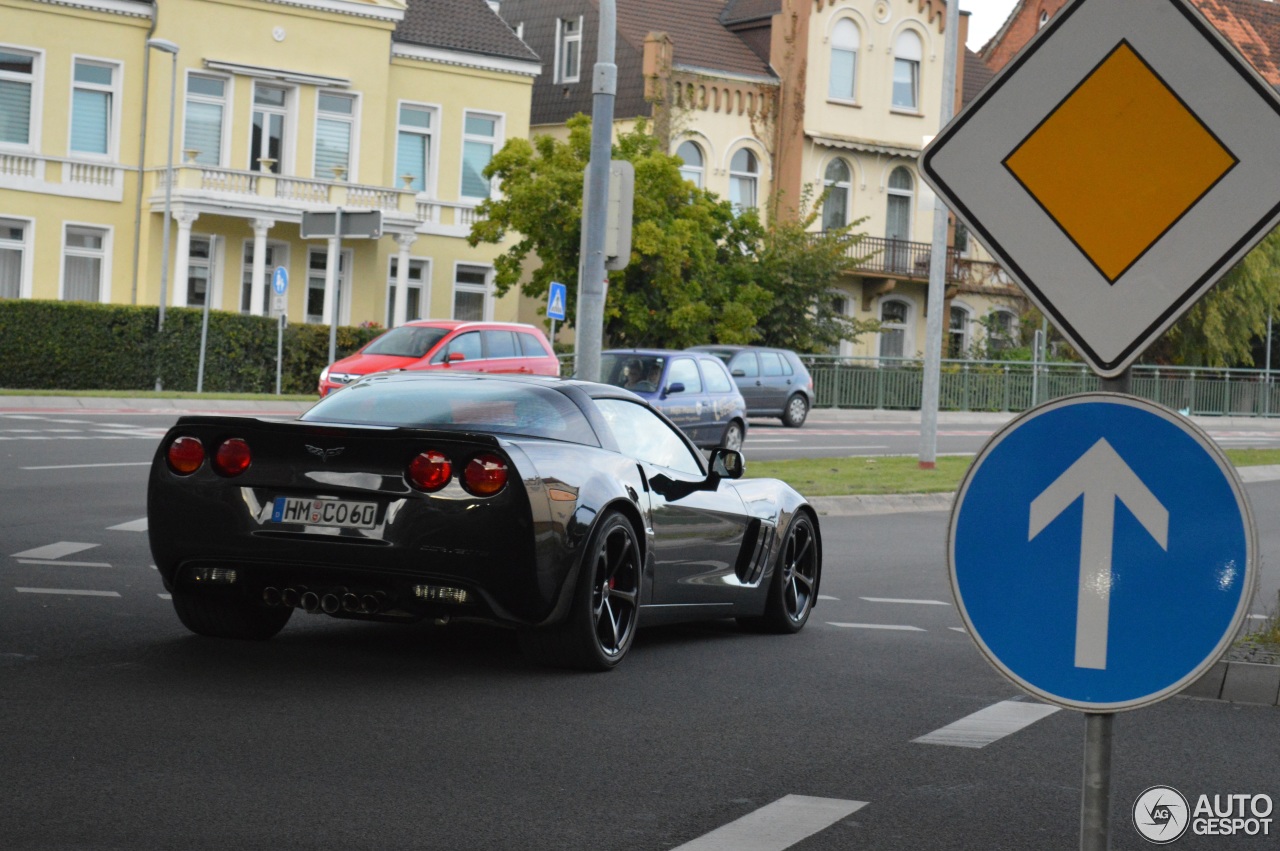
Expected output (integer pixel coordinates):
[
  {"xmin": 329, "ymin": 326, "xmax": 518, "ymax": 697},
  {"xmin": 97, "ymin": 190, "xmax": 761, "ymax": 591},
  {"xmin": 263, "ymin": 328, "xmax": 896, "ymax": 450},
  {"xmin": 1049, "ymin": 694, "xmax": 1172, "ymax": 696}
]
[
  {"xmin": 829, "ymin": 19, "xmax": 859, "ymax": 101},
  {"xmin": 823, "ymin": 159, "xmax": 851, "ymax": 230},
  {"xmin": 948, "ymin": 304, "xmax": 972, "ymax": 359},
  {"xmin": 676, "ymin": 140, "xmax": 704, "ymax": 188},
  {"xmin": 879, "ymin": 299, "xmax": 910, "ymax": 359},
  {"xmin": 729, "ymin": 148, "xmax": 759, "ymax": 212},
  {"xmin": 1039, "ymin": 10, "xmax": 1050, "ymax": 28},
  {"xmin": 893, "ymin": 31, "xmax": 923, "ymax": 110},
  {"xmin": 987, "ymin": 308, "xmax": 1019, "ymax": 353},
  {"xmin": 885, "ymin": 166, "xmax": 914, "ymax": 271}
]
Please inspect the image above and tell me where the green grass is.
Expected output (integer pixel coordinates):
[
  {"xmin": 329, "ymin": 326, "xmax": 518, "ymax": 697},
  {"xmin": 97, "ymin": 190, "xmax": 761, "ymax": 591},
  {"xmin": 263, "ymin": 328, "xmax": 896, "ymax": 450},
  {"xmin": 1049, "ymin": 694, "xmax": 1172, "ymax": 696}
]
[{"xmin": 748, "ymin": 448, "xmax": 1280, "ymax": 497}]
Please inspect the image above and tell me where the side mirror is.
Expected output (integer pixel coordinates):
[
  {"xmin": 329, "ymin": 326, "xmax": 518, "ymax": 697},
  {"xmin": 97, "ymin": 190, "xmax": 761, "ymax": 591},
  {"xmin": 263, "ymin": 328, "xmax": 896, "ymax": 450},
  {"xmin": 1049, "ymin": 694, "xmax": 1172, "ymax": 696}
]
[
  {"xmin": 447, "ymin": 351, "xmax": 467, "ymax": 363},
  {"xmin": 708, "ymin": 448, "xmax": 745, "ymax": 480},
  {"xmin": 665, "ymin": 382, "xmax": 685, "ymax": 395},
  {"xmin": 731, "ymin": 369, "xmax": 746, "ymax": 377}
]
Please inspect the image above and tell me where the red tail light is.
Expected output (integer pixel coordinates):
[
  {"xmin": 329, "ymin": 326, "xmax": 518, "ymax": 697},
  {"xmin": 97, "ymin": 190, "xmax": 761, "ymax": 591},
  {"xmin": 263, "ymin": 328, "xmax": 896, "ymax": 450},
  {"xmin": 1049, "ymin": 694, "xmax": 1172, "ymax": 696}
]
[
  {"xmin": 408, "ymin": 450, "xmax": 452, "ymax": 492},
  {"xmin": 166, "ymin": 436, "xmax": 205, "ymax": 475},
  {"xmin": 212, "ymin": 438, "xmax": 252, "ymax": 476},
  {"xmin": 462, "ymin": 453, "xmax": 508, "ymax": 497}
]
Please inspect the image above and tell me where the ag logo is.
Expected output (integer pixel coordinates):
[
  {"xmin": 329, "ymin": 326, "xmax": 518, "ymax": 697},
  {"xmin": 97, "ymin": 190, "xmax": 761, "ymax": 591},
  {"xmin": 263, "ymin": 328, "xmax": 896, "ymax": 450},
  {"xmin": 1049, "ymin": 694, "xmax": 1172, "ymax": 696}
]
[{"xmin": 1134, "ymin": 786, "xmax": 1190, "ymax": 844}]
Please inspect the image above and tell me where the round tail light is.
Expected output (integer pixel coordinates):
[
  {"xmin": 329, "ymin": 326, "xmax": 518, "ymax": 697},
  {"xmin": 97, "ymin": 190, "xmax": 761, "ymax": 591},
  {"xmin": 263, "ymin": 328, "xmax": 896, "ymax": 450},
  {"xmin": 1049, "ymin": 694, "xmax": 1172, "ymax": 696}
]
[
  {"xmin": 462, "ymin": 453, "xmax": 508, "ymax": 497},
  {"xmin": 408, "ymin": 450, "xmax": 452, "ymax": 492},
  {"xmin": 166, "ymin": 436, "xmax": 205, "ymax": 475},
  {"xmin": 212, "ymin": 438, "xmax": 252, "ymax": 477}
]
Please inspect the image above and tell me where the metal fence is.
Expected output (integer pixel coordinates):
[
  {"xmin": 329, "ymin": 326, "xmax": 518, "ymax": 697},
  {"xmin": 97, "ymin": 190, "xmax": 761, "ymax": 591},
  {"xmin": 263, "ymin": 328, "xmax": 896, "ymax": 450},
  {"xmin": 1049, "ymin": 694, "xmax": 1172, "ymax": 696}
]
[{"xmin": 803, "ymin": 356, "xmax": 1280, "ymax": 417}]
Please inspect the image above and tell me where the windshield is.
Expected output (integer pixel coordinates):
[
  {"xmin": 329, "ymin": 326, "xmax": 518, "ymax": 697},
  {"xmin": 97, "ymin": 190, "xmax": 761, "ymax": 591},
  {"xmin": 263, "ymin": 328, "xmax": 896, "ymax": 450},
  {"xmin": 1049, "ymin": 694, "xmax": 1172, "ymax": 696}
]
[
  {"xmin": 362, "ymin": 326, "xmax": 450, "ymax": 358},
  {"xmin": 303, "ymin": 375, "xmax": 599, "ymax": 445}
]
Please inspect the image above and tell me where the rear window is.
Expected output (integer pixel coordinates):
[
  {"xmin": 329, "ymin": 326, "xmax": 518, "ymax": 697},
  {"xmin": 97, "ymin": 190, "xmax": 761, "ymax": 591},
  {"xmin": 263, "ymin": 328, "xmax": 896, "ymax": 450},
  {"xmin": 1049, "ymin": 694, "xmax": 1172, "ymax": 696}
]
[
  {"xmin": 303, "ymin": 376, "xmax": 598, "ymax": 445},
  {"xmin": 363, "ymin": 325, "xmax": 450, "ymax": 358},
  {"xmin": 701, "ymin": 359, "xmax": 734, "ymax": 394}
]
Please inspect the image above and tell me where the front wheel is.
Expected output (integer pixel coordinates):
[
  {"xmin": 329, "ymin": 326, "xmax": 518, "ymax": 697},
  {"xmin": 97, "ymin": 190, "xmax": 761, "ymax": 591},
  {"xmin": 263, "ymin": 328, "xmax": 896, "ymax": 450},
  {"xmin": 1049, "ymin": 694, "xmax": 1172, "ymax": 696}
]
[
  {"xmin": 719, "ymin": 420, "xmax": 745, "ymax": 451},
  {"xmin": 518, "ymin": 511, "xmax": 641, "ymax": 670},
  {"xmin": 171, "ymin": 590, "xmax": 292, "ymax": 640},
  {"xmin": 781, "ymin": 394, "xmax": 809, "ymax": 428},
  {"xmin": 740, "ymin": 513, "xmax": 819, "ymax": 634}
]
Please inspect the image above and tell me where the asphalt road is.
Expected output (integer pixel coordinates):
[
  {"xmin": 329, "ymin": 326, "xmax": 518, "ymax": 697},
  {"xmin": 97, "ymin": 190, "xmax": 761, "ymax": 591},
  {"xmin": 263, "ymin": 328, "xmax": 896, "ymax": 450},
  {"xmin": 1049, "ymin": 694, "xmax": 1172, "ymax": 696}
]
[{"xmin": 1, "ymin": 405, "xmax": 1278, "ymax": 850}]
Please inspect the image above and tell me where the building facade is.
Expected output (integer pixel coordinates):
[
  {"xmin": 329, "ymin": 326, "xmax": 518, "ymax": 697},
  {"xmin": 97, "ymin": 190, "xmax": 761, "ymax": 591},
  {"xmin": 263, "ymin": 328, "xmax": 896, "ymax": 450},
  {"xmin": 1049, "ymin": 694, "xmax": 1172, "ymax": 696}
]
[{"xmin": 0, "ymin": 0, "xmax": 538, "ymax": 330}]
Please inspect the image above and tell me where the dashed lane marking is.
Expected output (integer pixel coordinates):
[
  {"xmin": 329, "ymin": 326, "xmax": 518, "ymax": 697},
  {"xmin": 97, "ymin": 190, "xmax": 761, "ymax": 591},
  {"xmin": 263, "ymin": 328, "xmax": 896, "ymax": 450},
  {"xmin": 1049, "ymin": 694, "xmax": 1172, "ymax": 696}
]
[
  {"xmin": 827, "ymin": 623, "xmax": 926, "ymax": 631},
  {"xmin": 669, "ymin": 795, "xmax": 868, "ymax": 851},
  {"xmin": 107, "ymin": 518, "xmax": 148, "ymax": 532},
  {"xmin": 16, "ymin": 559, "xmax": 113, "ymax": 568},
  {"xmin": 860, "ymin": 597, "xmax": 951, "ymax": 606},
  {"xmin": 818, "ymin": 594, "xmax": 839, "ymax": 601},
  {"xmin": 22, "ymin": 462, "xmax": 151, "ymax": 470},
  {"xmin": 912, "ymin": 700, "xmax": 1060, "ymax": 748},
  {"xmin": 12, "ymin": 542, "xmax": 99, "ymax": 560},
  {"xmin": 15, "ymin": 588, "xmax": 120, "ymax": 598}
]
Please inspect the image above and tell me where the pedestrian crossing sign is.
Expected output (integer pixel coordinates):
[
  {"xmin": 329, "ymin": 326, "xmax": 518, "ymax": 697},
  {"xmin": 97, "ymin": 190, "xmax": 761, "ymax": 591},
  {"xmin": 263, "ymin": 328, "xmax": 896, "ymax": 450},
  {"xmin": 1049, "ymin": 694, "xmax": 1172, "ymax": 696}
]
[{"xmin": 547, "ymin": 281, "xmax": 567, "ymax": 321}]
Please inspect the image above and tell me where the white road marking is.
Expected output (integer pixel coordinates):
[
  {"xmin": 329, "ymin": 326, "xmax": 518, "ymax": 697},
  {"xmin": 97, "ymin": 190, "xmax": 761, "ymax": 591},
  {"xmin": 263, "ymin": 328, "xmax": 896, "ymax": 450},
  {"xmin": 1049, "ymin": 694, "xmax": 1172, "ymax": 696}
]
[
  {"xmin": 860, "ymin": 597, "xmax": 950, "ymax": 606},
  {"xmin": 827, "ymin": 623, "xmax": 925, "ymax": 631},
  {"xmin": 752, "ymin": 444, "xmax": 889, "ymax": 453},
  {"xmin": 16, "ymin": 559, "xmax": 113, "ymax": 568},
  {"xmin": 913, "ymin": 700, "xmax": 1060, "ymax": 748},
  {"xmin": 1247, "ymin": 614, "xmax": 1268, "ymax": 620},
  {"xmin": 107, "ymin": 518, "xmax": 148, "ymax": 532},
  {"xmin": 745, "ymin": 438, "xmax": 799, "ymax": 444},
  {"xmin": 669, "ymin": 795, "xmax": 867, "ymax": 851},
  {"xmin": 158, "ymin": 593, "xmax": 171, "ymax": 600},
  {"xmin": 22, "ymin": 462, "xmax": 151, "ymax": 470},
  {"xmin": 12, "ymin": 542, "xmax": 99, "ymax": 560},
  {"xmin": 16, "ymin": 588, "xmax": 120, "ymax": 598},
  {"xmin": 949, "ymin": 627, "xmax": 968, "ymax": 633},
  {"xmin": 817, "ymin": 594, "xmax": 839, "ymax": 601}
]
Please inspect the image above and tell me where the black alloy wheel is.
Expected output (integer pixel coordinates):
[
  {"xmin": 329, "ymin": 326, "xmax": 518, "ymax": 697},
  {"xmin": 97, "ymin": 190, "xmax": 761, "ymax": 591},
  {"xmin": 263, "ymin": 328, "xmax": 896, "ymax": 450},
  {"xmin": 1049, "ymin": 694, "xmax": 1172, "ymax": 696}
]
[
  {"xmin": 742, "ymin": 512, "xmax": 819, "ymax": 634},
  {"xmin": 782, "ymin": 393, "xmax": 809, "ymax": 428},
  {"xmin": 171, "ymin": 590, "xmax": 293, "ymax": 640},
  {"xmin": 518, "ymin": 511, "xmax": 641, "ymax": 670}
]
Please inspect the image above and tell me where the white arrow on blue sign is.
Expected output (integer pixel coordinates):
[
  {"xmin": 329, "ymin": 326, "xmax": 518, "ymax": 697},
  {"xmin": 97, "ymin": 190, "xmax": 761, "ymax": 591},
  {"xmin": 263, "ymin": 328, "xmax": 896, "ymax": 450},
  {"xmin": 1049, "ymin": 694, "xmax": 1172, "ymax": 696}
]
[
  {"xmin": 547, "ymin": 281, "xmax": 567, "ymax": 321},
  {"xmin": 949, "ymin": 393, "xmax": 1255, "ymax": 711}
]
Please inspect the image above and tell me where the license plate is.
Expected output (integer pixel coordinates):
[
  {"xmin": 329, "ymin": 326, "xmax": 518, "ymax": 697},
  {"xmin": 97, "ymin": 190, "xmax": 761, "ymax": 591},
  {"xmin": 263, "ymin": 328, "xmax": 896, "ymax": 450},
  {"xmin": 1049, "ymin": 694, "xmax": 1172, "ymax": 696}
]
[{"xmin": 271, "ymin": 497, "xmax": 377, "ymax": 529}]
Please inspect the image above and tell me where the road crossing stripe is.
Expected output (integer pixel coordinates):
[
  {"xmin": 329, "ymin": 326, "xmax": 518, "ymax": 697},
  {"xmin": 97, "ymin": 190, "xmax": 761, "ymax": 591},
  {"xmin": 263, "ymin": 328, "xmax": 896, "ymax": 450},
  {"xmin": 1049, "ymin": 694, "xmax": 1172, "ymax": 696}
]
[
  {"xmin": 668, "ymin": 795, "xmax": 867, "ymax": 851},
  {"xmin": 827, "ymin": 623, "xmax": 925, "ymax": 631},
  {"xmin": 12, "ymin": 542, "xmax": 99, "ymax": 560},
  {"xmin": 16, "ymin": 559, "xmax": 113, "ymax": 568},
  {"xmin": 861, "ymin": 597, "xmax": 950, "ymax": 605},
  {"xmin": 912, "ymin": 700, "xmax": 1060, "ymax": 748},
  {"xmin": 107, "ymin": 518, "xmax": 148, "ymax": 532},
  {"xmin": 15, "ymin": 588, "xmax": 120, "ymax": 597}
]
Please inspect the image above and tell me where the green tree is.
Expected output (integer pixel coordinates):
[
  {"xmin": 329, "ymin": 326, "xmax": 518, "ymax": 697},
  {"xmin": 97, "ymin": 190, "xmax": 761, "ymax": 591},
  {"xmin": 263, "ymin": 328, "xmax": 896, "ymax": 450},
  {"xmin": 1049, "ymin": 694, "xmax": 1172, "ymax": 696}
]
[{"xmin": 468, "ymin": 115, "xmax": 766, "ymax": 348}]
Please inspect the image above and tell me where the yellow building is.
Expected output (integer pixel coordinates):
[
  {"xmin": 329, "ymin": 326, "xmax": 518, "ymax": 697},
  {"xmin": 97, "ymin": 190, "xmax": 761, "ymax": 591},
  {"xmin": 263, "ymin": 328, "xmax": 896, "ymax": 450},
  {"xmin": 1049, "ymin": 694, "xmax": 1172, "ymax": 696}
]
[{"xmin": 0, "ymin": 0, "xmax": 539, "ymax": 328}]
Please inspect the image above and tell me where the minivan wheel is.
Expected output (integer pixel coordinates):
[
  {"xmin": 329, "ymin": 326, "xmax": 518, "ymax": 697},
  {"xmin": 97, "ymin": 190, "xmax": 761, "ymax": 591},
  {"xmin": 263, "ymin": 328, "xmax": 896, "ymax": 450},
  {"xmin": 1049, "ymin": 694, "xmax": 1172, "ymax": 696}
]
[
  {"xmin": 782, "ymin": 394, "xmax": 809, "ymax": 428},
  {"xmin": 720, "ymin": 421, "xmax": 744, "ymax": 451}
]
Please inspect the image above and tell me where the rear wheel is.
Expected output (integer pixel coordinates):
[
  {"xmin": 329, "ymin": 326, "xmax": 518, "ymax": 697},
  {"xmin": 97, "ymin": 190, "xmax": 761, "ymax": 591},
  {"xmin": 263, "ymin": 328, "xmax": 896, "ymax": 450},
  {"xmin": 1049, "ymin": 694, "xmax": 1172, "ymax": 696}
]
[
  {"xmin": 740, "ymin": 513, "xmax": 819, "ymax": 634},
  {"xmin": 171, "ymin": 590, "xmax": 292, "ymax": 640},
  {"xmin": 518, "ymin": 511, "xmax": 641, "ymax": 670},
  {"xmin": 719, "ymin": 420, "xmax": 745, "ymax": 451},
  {"xmin": 782, "ymin": 394, "xmax": 809, "ymax": 428}
]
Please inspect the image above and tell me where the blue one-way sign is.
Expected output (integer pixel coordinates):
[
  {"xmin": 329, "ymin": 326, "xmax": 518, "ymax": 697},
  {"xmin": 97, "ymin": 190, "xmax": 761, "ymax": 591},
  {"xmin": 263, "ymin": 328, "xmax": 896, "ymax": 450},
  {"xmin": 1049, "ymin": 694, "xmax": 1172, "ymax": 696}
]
[{"xmin": 949, "ymin": 393, "xmax": 1255, "ymax": 711}]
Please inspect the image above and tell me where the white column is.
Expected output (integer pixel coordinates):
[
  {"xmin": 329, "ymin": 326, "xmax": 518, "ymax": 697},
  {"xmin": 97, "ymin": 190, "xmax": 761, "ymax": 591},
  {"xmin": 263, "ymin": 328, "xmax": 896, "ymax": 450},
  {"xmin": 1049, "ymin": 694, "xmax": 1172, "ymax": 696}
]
[
  {"xmin": 323, "ymin": 236, "xmax": 339, "ymax": 326},
  {"xmin": 250, "ymin": 218, "xmax": 274, "ymax": 316},
  {"xmin": 171, "ymin": 211, "xmax": 199, "ymax": 307},
  {"xmin": 393, "ymin": 232, "xmax": 415, "ymax": 327}
]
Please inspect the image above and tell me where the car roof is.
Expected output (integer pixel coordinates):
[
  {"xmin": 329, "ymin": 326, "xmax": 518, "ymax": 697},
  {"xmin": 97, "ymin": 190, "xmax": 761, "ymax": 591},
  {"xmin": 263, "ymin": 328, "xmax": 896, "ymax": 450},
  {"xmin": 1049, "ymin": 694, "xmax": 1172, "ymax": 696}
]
[
  {"xmin": 603, "ymin": 348, "xmax": 717, "ymax": 358},
  {"xmin": 404, "ymin": 319, "xmax": 543, "ymax": 333}
]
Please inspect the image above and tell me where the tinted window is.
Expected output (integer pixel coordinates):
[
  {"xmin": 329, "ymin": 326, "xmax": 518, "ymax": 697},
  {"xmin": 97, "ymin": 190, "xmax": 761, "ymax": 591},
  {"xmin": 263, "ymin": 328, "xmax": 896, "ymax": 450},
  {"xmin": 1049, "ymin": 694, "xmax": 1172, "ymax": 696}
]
[
  {"xmin": 601, "ymin": 353, "xmax": 664, "ymax": 390},
  {"xmin": 667, "ymin": 357, "xmax": 702, "ymax": 393},
  {"xmin": 304, "ymin": 376, "xmax": 598, "ymax": 444},
  {"xmin": 702, "ymin": 358, "xmax": 733, "ymax": 394},
  {"xmin": 781, "ymin": 355, "xmax": 795, "ymax": 376},
  {"xmin": 731, "ymin": 353, "xmax": 758, "ymax": 377},
  {"xmin": 363, "ymin": 326, "xmax": 449, "ymax": 358},
  {"xmin": 484, "ymin": 330, "xmax": 518, "ymax": 359},
  {"xmin": 518, "ymin": 332, "xmax": 549, "ymax": 357},
  {"xmin": 595, "ymin": 398, "xmax": 703, "ymax": 475},
  {"xmin": 759, "ymin": 352, "xmax": 785, "ymax": 377}
]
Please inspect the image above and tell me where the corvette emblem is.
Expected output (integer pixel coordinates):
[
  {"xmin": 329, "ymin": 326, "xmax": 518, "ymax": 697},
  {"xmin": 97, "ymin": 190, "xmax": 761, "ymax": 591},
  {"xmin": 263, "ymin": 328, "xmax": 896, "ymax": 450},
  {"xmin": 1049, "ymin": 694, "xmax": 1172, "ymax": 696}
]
[{"xmin": 305, "ymin": 445, "xmax": 344, "ymax": 462}]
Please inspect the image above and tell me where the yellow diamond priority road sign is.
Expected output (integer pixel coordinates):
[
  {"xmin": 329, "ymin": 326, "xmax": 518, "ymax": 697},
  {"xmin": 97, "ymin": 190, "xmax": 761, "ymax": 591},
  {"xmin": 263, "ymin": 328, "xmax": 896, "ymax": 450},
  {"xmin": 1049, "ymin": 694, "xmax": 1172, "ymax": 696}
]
[{"xmin": 921, "ymin": 0, "xmax": 1280, "ymax": 377}]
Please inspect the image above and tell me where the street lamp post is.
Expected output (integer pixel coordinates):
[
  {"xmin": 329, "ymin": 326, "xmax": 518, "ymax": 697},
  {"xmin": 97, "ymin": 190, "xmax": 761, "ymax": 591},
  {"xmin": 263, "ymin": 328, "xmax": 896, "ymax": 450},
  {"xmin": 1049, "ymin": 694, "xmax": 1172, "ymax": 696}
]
[{"xmin": 147, "ymin": 37, "xmax": 179, "ymax": 391}]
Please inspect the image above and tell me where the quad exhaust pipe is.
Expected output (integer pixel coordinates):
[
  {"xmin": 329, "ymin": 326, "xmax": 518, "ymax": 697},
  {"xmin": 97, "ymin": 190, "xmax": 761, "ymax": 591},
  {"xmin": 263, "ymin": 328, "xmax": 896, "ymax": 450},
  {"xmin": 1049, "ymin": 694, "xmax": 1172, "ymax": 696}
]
[{"xmin": 263, "ymin": 586, "xmax": 383, "ymax": 615}]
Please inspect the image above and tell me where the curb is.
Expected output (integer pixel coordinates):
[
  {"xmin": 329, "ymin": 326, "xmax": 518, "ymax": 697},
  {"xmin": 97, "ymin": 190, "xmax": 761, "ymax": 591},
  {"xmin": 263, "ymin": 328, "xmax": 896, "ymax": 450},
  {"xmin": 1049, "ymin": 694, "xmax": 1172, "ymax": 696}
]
[{"xmin": 1183, "ymin": 660, "xmax": 1280, "ymax": 706}]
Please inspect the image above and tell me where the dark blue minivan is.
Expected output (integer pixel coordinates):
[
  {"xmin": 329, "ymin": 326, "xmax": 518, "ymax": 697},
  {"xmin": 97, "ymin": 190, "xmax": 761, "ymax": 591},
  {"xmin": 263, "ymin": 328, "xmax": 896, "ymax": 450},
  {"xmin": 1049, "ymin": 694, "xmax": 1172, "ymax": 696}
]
[{"xmin": 599, "ymin": 349, "xmax": 748, "ymax": 450}]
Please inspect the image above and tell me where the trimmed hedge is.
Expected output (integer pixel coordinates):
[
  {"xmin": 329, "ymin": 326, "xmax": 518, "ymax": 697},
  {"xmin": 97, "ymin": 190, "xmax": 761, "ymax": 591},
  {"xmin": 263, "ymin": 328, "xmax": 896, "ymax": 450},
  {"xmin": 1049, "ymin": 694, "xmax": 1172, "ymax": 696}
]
[{"xmin": 0, "ymin": 300, "xmax": 382, "ymax": 394}]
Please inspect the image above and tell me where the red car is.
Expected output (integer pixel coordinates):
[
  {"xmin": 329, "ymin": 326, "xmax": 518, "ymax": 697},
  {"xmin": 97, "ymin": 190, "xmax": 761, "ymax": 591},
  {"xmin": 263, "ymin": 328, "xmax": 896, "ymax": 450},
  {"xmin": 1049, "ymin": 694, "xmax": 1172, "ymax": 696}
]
[{"xmin": 318, "ymin": 320, "xmax": 560, "ymax": 396}]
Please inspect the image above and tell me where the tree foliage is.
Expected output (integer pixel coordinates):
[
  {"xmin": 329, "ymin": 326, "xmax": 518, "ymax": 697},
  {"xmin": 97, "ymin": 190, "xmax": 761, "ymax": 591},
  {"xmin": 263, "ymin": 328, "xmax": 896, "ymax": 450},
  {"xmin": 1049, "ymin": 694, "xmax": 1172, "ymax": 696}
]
[{"xmin": 469, "ymin": 115, "xmax": 876, "ymax": 352}]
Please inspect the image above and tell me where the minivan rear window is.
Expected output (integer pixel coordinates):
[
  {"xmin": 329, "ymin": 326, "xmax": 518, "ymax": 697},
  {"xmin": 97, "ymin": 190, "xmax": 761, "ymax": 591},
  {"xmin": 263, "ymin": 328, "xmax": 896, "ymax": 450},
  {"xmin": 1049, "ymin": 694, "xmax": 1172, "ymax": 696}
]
[{"xmin": 363, "ymin": 326, "xmax": 449, "ymax": 358}]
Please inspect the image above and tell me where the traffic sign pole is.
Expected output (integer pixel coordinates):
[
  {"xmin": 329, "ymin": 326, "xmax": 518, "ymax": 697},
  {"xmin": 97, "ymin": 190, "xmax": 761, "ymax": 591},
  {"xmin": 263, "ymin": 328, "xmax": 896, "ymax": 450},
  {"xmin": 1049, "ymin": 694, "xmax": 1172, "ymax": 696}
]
[{"xmin": 1081, "ymin": 712, "xmax": 1113, "ymax": 851}]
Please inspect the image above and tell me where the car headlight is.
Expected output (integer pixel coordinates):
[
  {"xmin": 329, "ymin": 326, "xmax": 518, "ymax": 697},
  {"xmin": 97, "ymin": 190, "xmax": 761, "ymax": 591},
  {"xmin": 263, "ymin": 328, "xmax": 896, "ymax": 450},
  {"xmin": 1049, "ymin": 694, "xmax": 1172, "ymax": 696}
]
[{"xmin": 320, "ymin": 365, "xmax": 331, "ymax": 383}]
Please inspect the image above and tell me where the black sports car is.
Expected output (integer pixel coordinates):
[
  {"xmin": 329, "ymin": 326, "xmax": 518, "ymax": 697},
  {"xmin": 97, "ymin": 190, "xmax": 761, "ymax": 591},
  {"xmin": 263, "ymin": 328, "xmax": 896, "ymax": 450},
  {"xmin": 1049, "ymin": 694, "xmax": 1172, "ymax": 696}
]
[{"xmin": 147, "ymin": 372, "xmax": 822, "ymax": 669}]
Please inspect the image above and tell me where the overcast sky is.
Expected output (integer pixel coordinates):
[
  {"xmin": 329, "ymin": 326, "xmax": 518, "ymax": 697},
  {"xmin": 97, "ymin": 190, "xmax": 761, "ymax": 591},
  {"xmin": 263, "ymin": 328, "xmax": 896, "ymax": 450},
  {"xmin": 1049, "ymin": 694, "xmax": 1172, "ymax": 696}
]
[{"xmin": 964, "ymin": 0, "xmax": 1020, "ymax": 50}]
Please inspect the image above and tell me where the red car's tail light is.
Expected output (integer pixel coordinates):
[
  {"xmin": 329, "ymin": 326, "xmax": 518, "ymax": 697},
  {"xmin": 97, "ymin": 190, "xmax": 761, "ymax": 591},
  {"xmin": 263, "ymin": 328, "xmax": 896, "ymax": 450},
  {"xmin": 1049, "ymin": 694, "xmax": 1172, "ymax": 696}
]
[
  {"xmin": 212, "ymin": 438, "xmax": 252, "ymax": 477},
  {"xmin": 166, "ymin": 436, "xmax": 205, "ymax": 475},
  {"xmin": 408, "ymin": 450, "xmax": 452, "ymax": 492},
  {"xmin": 462, "ymin": 453, "xmax": 508, "ymax": 497}
]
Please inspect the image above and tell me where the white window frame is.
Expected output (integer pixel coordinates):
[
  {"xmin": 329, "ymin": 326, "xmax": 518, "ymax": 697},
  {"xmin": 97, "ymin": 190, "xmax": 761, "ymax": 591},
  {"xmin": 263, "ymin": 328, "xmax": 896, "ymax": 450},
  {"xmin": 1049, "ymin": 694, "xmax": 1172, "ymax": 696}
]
[
  {"xmin": 0, "ymin": 216, "xmax": 34, "ymax": 299},
  {"xmin": 60, "ymin": 222, "xmax": 111, "ymax": 304},
  {"xmin": 250, "ymin": 82, "xmax": 293, "ymax": 173},
  {"xmin": 986, "ymin": 308, "xmax": 1020, "ymax": 353},
  {"xmin": 68, "ymin": 55, "xmax": 120, "ymax": 160},
  {"xmin": 182, "ymin": 71, "xmax": 230, "ymax": 167},
  {"xmin": 676, "ymin": 140, "xmax": 704, "ymax": 189},
  {"xmin": 886, "ymin": 165, "xmax": 915, "ymax": 241},
  {"xmin": 386, "ymin": 255, "xmax": 432, "ymax": 326},
  {"xmin": 948, "ymin": 302, "xmax": 974, "ymax": 359},
  {"xmin": 452, "ymin": 262, "xmax": 492, "ymax": 321},
  {"xmin": 0, "ymin": 44, "xmax": 42, "ymax": 151},
  {"xmin": 460, "ymin": 110, "xmax": 503, "ymax": 201},
  {"xmin": 892, "ymin": 30, "xmax": 923, "ymax": 113},
  {"xmin": 828, "ymin": 18, "xmax": 860, "ymax": 103},
  {"xmin": 555, "ymin": 16, "xmax": 583, "ymax": 84},
  {"xmin": 822, "ymin": 158, "xmax": 852, "ymax": 230},
  {"xmin": 305, "ymin": 246, "xmax": 352, "ymax": 325},
  {"xmin": 395, "ymin": 101, "xmax": 439, "ymax": 195},
  {"xmin": 728, "ymin": 146, "xmax": 760, "ymax": 212},
  {"xmin": 877, "ymin": 297, "xmax": 913, "ymax": 360},
  {"xmin": 314, "ymin": 89, "xmax": 358, "ymax": 181},
  {"xmin": 185, "ymin": 234, "xmax": 218, "ymax": 308},
  {"xmin": 240, "ymin": 240, "xmax": 289, "ymax": 316}
]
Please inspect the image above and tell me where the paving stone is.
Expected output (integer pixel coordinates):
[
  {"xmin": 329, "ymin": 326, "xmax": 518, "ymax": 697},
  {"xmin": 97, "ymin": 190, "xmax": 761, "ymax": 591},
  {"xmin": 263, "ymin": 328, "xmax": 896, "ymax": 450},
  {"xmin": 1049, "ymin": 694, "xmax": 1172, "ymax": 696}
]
[{"xmin": 1220, "ymin": 661, "xmax": 1280, "ymax": 706}]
